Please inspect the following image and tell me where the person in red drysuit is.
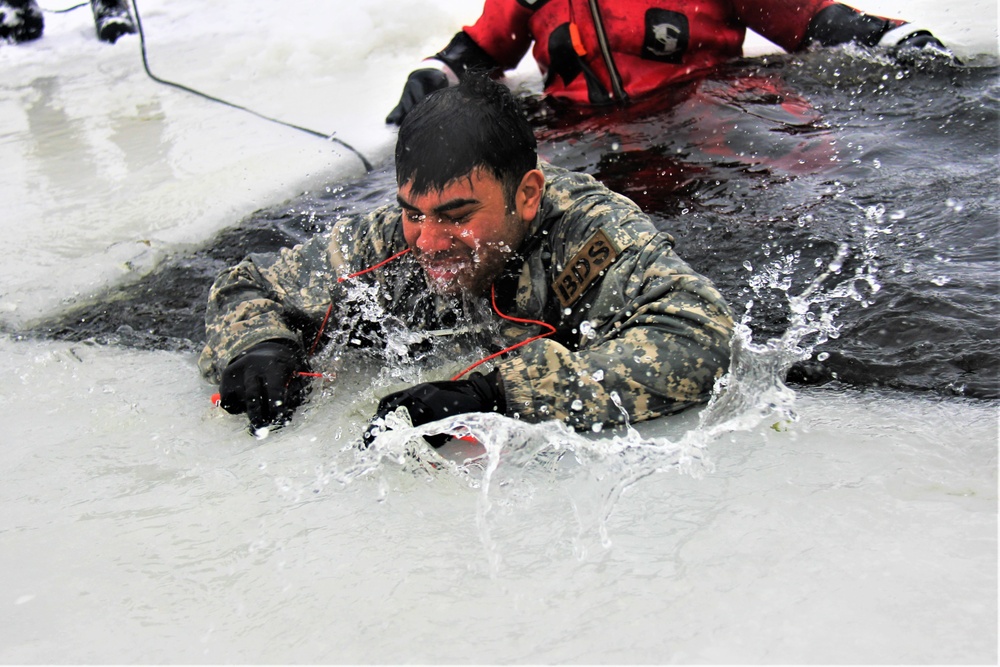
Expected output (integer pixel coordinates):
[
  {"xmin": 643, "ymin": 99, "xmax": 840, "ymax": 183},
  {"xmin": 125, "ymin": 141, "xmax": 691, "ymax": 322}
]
[{"xmin": 387, "ymin": 0, "xmax": 950, "ymax": 124}]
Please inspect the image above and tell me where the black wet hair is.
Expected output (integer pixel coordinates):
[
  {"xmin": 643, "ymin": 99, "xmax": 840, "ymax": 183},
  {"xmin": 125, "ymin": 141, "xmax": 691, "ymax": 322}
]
[{"xmin": 394, "ymin": 72, "xmax": 537, "ymax": 209}]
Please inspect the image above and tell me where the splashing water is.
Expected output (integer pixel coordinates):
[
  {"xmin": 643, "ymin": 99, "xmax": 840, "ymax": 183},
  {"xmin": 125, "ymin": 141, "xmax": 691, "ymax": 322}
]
[
  {"xmin": 703, "ymin": 202, "xmax": 884, "ymax": 439},
  {"xmin": 312, "ymin": 202, "xmax": 886, "ymax": 573}
]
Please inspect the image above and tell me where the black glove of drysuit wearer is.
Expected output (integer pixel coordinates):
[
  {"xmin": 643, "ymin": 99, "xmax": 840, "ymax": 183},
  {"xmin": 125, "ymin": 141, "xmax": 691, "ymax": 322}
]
[
  {"xmin": 890, "ymin": 31, "xmax": 956, "ymax": 63},
  {"xmin": 386, "ymin": 32, "xmax": 500, "ymax": 125},
  {"xmin": 385, "ymin": 68, "xmax": 451, "ymax": 125},
  {"xmin": 364, "ymin": 369, "xmax": 506, "ymax": 448},
  {"xmin": 803, "ymin": 4, "xmax": 955, "ymax": 62},
  {"xmin": 218, "ymin": 340, "xmax": 309, "ymax": 432}
]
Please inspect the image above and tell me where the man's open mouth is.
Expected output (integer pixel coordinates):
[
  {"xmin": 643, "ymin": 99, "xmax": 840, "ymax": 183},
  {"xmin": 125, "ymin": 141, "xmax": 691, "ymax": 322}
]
[{"xmin": 421, "ymin": 259, "xmax": 470, "ymax": 286}]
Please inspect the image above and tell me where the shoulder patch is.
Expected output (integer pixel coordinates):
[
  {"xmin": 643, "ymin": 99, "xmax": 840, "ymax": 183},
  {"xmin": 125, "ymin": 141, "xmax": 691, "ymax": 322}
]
[
  {"xmin": 553, "ymin": 229, "xmax": 620, "ymax": 308},
  {"xmin": 642, "ymin": 9, "xmax": 689, "ymax": 64}
]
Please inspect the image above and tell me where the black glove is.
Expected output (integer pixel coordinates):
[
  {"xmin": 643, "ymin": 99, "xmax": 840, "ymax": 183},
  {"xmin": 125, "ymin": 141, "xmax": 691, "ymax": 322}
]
[
  {"xmin": 385, "ymin": 67, "xmax": 451, "ymax": 126},
  {"xmin": 803, "ymin": 6, "xmax": 954, "ymax": 61},
  {"xmin": 895, "ymin": 31, "xmax": 945, "ymax": 51},
  {"xmin": 364, "ymin": 369, "xmax": 505, "ymax": 447},
  {"xmin": 891, "ymin": 30, "xmax": 956, "ymax": 63},
  {"xmin": 218, "ymin": 341, "xmax": 309, "ymax": 432}
]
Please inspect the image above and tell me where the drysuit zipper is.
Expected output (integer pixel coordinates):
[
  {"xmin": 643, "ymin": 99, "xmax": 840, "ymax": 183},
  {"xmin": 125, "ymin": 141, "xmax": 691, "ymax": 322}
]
[{"xmin": 586, "ymin": 0, "xmax": 629, "ymax": 103}]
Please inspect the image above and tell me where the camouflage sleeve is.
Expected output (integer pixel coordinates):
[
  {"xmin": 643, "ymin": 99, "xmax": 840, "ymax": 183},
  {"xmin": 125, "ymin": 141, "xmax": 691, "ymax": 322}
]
[
  {"xmin": 498, "ymin": 233, "xmax": 734, "ymax": 430},
  {"xmin": 197, "ymin": 205, "xmax": 400, "ymax": 383}
]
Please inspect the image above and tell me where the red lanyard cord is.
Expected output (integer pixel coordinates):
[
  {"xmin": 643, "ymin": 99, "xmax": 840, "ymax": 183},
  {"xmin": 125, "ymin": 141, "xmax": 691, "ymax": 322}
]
[
  {"xmin": 338, "ymin": 248, "xmax": 413, "ymax": 283},
  {"xmin": 307, "ymin": 248, "xmax": 413, "ymax": 356},
  {"xmin": 306, "ymin": 247, "xmax": 556, "ymax": 379},
  {"xmin": 449, "ymin": 284, "xmax": 556, "ymax": 381}
]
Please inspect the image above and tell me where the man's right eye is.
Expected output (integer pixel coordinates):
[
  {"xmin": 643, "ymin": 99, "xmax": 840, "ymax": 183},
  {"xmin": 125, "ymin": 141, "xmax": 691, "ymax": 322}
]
[{"xmin": 404, "ymin": 210, "xmax": 426, "ymax": 223}]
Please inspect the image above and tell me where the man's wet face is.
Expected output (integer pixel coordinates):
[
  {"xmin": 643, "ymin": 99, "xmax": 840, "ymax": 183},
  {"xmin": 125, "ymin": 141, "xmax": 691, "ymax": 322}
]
[{"xmin": 398, "ymin": 169, "xmax": 529, "ymax": 297}]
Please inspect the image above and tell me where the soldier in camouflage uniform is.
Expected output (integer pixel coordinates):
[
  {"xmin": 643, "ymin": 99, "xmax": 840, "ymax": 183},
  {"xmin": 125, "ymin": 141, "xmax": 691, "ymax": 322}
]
[{"xmin": 200, "ymin": 74, "xmax": 734, "ymax": 439}]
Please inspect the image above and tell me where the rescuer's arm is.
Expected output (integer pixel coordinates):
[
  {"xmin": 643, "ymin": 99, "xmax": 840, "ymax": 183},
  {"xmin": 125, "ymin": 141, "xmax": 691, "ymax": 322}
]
[{"xmin": 735, "ymin": 0, "xmax": 951, "ymax": 57}]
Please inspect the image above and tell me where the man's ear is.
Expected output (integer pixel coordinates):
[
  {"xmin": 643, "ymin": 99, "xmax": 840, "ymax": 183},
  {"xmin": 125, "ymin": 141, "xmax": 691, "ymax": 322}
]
[{"xmin": 516, "ymin": 169, "xmax": 545, "ymax": 223}]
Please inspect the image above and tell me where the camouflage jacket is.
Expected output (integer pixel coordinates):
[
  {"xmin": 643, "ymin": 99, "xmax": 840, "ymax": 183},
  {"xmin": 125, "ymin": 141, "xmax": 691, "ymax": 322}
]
[{"xmin": 200, "ymin": 162, "xmax": 735, "ymax": 429}]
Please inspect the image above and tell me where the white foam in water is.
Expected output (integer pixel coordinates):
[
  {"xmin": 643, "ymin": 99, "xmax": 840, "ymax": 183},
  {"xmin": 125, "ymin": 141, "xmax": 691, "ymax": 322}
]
[{"xmin": 0, "ymin": 0, "xmax": 996, "ymax": 662}]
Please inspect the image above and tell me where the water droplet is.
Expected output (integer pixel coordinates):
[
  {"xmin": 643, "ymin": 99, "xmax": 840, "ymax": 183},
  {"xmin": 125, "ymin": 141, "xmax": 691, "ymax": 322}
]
[
  {"xmin": 816, "ymin": 352, "xmax": 830, "ymax": 361},
  {"xmin": 591, "ymin": 423, "xmax": 603, "ymax": 433},
  {"xmin": 571, "ymin": 399, "xmax": 584, "ymax": 411}
]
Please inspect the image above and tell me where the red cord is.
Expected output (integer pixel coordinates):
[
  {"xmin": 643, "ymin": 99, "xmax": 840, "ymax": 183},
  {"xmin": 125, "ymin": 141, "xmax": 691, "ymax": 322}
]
[
  {"xmin": 450, "ymin": 284, "xmax": 556, "ymax": 380},
  {"xmin": 213, "ymin": 247, "xmax": 555, "ymax": 406},
  {"xmin": 337, "ymin": 248, "xmax": 412, "ymax": 283},
  {"xmin": 308, "ymin": 248, "xmax": 413, "ymax": 355},
  {"xmin": 211, "ymin": 368, "xmax": 331, "ymax": 406},
  {"xmin": 309, "ymin": 305, "xmax": 335, "ymax": 356},
  {"xmin": 303, "ymin": 246, "xmax": 553, "ymax": 381}
]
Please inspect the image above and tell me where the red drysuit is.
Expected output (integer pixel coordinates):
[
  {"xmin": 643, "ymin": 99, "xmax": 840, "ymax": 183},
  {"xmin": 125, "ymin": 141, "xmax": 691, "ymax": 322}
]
[{"xmin": 460, "ymin": 0, "xmax": 899, "ymax": 104}]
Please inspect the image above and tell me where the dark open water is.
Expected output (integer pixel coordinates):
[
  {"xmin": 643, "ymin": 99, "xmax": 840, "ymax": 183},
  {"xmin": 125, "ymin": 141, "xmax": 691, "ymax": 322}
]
[{"xmin": 38, "ymin": 50, "xmax": 999, "ymax": 400}]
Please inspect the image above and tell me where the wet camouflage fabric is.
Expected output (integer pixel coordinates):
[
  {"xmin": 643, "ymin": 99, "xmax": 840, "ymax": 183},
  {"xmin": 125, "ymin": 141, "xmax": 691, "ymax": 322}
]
[{"xmin": 200, "ymin": 162, "xmax": 735, "ymax": 429}]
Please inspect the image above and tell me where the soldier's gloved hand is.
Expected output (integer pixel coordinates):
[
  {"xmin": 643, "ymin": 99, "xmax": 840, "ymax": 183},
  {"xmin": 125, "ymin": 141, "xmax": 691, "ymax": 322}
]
[
  {"xmin": 364, "ymin": 369, "xmax": 505, "ymax": 447},
  {"xmin": 219, "ymin": 340, "xmax": 309, "ymax": 432},
  {"xmin": 386, "ymin": 65, "xmax": 453, "ymax": 126}
]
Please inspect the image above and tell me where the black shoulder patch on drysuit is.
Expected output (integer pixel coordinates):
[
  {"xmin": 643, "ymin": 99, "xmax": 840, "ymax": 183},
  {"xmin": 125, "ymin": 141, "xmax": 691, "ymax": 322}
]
[{"xmin": 641, "ymin": 9, "xmax": 689, "ymax": 64}]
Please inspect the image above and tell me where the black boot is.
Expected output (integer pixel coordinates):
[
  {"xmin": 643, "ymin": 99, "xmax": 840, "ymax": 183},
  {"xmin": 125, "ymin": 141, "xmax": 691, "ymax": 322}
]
[
  {"xmin": 91, "ymin": 0, "xmax": 136, "ymax": 44},
  {"xmin": 0, "ymin": 0, "xmax": 44, "ymax": 43}
]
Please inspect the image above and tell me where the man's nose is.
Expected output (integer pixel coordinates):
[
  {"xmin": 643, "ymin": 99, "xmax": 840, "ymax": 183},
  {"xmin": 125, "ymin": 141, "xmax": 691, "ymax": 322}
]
[{"xmin": 415, "ymin": 221, "xmax": 455, "ymax": 254}]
